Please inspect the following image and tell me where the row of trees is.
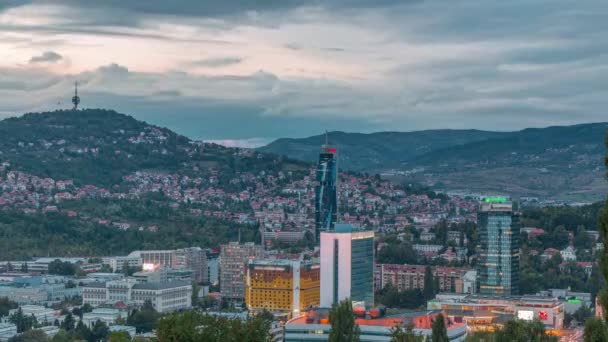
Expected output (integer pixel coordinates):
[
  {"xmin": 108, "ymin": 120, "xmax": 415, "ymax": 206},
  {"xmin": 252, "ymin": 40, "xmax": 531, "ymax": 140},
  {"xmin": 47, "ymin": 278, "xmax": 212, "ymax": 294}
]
[
  {"xmin": 155, "ymin": 311, "xmax": 273, "ymax": 341},
  {"xmin": 580, "ymin": 132, "xmax": 608, "ymax": 340}
]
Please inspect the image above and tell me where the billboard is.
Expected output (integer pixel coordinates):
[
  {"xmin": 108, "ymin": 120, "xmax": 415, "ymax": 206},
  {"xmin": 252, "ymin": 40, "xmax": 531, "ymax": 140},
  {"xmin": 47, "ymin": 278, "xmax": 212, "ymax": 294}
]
[{"xmin": 517, "ymin": 310, "xmax": 534, "ymax": 321}]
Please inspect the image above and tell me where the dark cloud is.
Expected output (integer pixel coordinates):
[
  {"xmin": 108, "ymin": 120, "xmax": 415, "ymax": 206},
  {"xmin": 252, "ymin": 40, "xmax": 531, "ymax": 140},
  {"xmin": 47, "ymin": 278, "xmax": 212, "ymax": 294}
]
[
  {"xmin": 191, "ymin": 57, "xmax": 243, "ymax": 68},
  {"xmin": 29, "ymin": 51, "xmax": 63, "ymax": 63},
  {"xmin": 1, "ymin": 0, "xmax": 607, "ymax": 139}
]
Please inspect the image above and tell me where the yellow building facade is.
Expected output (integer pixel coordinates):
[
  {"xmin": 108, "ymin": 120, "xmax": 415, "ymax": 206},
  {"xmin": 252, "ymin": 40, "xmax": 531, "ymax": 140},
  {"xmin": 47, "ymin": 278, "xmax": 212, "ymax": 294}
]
[{"xmin": 245, "ymin": 259, "xmax": 320, "ymax": 316}]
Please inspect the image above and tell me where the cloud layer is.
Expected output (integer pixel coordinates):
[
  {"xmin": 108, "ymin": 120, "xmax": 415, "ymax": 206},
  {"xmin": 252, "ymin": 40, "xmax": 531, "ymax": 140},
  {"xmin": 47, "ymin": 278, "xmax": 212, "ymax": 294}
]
[{"xmin": 0, "ymin": 0, "xmax": 607, "ymax": 140}]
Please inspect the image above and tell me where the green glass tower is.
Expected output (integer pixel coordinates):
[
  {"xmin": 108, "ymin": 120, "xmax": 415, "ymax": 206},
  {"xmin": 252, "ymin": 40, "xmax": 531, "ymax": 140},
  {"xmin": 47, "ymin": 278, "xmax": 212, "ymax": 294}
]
[{"xmin": 477, "ymin": 197, "xmax": 520, "ymax": 296}]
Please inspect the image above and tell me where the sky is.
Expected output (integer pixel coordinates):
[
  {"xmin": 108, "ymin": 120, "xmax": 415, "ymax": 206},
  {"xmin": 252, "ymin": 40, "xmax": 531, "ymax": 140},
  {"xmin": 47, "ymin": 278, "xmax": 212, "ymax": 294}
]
[{"xmin": 1, "ymin": 0, "xmax": 607, "ymax": 146}]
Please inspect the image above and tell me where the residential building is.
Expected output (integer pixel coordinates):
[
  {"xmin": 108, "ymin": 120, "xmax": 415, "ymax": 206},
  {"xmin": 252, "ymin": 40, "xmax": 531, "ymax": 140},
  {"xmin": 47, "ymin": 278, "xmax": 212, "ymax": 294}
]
[
  {"xmin": 476, "ymin": 198, "xmax": 520, "ymax": 296},
  {"xmin": 128, "ymin": 247, "xmax": 208, "ymax": 283},
  {"xmin": 320, "ymin": 224, "xmax": 374, "ymax": 308},
  {"xmin": 82, "ymin": 279, "xmax": 192, "ymax": 313},
  {"xmin": 245, "ymin": 258, "xmax": 320, "ymax": 316},
  {"xmin": 374, "ymin": 264, "xmax": 469, "ymax": 293},
  {"xmin": 315, "ymin": 142, "xmax": 338, "ymax": 241},
  {"xmin": 412, "ymin": 244, "xmax": 443, "ymax": 254},
  {"xmin": 220, "ymin": 242, "xmax": 265, "ymax": 302},
  {"xmin": 560, "ymin": 246, "xmax": 577, "ymax": 262},
  {"xmin": 102, "ymin": 256, "xmax": 142, "ymax": 272}
]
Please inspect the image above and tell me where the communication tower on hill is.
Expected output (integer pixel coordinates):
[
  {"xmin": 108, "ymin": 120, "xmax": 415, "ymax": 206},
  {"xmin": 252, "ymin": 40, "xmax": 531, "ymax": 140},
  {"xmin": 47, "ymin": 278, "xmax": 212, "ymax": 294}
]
[{"xmin": 72, "ymin": 82, "xmax": 80, "ymax": 110}]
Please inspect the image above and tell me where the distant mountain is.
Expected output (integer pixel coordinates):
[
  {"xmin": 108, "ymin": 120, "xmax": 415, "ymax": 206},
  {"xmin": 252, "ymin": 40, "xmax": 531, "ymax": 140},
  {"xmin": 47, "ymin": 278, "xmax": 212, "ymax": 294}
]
[
  {"xmin": 0, "ymin": 109, "xmax": 307, "ymax": 187},
  {"xmin": 259, "ymin": 123, "xmax": 608, "ymax": 201},
  {"xmin": 260, "ymin": 130, "xmax": 507, "ymax": 170}
]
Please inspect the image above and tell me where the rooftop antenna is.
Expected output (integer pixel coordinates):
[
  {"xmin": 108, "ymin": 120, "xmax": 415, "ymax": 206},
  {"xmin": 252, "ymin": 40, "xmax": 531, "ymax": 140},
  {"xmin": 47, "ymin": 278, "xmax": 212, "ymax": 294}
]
[
  {"xmin": 325, "ymin": 130, "xmax": 329, "ymax": 146},
  {"xmin": 72, "ymin": 82, "xmax": 80, "ymax": 110}
]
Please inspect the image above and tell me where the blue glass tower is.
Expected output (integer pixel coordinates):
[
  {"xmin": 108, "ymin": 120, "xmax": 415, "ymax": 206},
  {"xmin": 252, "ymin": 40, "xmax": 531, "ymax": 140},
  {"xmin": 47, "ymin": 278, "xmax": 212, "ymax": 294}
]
[
  {"xmin": 315, "ymin": 141, "xmax": 337, "ymax": 242},
  {"xmin": 477, "ymin": 197, "xmax": 520, "ymax": 296}
]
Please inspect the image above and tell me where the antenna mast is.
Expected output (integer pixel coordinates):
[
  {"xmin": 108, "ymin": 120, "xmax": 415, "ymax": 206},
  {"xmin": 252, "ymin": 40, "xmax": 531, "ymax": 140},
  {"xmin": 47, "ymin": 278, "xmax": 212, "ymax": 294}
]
[{"xmin": 72, "ymin": 82, "xmax": 80, "ymax": 110}]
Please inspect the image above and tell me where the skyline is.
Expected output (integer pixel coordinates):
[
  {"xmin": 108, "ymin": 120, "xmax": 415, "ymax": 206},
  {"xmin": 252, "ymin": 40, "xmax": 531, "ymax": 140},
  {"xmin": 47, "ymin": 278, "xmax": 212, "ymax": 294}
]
[{"xmin": 1, "ymin": 0, "xmax": 607, "ymax": 145}]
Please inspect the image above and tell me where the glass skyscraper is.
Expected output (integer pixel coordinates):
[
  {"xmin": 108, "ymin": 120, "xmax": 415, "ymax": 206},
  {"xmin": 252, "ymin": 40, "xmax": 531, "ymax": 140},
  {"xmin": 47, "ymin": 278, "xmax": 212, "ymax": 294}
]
[
  {"xmin": 315, "ymin": 144, "xmax": 338, "ymax": 242},
  {"xmin": 477, "ymin": 198, "xmax": 520, "ymax": 296}
]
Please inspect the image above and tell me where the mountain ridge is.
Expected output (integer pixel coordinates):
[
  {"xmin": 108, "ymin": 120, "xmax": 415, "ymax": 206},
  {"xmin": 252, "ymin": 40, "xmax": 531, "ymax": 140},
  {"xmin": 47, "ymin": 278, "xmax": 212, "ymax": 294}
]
[{"xmin": 259, "ymin": 122, "xmax": 608, "ymax": 201}]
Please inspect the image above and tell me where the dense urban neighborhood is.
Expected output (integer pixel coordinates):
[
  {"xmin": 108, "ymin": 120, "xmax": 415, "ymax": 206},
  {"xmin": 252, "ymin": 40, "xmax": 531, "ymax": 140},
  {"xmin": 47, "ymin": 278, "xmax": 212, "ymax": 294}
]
[{"xmin": 0, "ymin": 110, "xmax": 604, "ymax": 342}]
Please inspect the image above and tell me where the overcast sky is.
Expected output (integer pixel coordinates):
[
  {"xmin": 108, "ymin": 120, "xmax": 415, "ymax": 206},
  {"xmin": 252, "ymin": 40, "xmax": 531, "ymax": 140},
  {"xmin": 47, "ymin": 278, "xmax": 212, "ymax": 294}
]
[{"xmin": 1, "ymin": 0, "xmax": 607, "ymax": 145}]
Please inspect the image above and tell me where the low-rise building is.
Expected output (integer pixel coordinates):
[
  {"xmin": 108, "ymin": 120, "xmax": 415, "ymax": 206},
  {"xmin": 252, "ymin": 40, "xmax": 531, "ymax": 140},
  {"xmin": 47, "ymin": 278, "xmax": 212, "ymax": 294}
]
[
  {"xmin": 109, "ymin": 325, "xmax": 137, "ymax": 339},
  {"xmin": 536, "ymin": 289, "xmax": 592, "ymax": 314},
  {"xmin": 8, "ymin": 305, "xmax": 59, "ymax": 324},
  {"xmin": 82, "ymin": 279, "xmax": 192, "ymax": 313},
  {"xmin": 284, "ymin": 309, "xmax": 467, "ymax": 342},
  {"xmin": 82, "ymin": 308, "xmax": 127, "ymax": 328},
  {"xmin": 0, "ymin": 323, "xmax": 17, "ymax": 342},
  {"xmin": 427, "ymin": 294, "xmax": 564, "ymax": 333}
]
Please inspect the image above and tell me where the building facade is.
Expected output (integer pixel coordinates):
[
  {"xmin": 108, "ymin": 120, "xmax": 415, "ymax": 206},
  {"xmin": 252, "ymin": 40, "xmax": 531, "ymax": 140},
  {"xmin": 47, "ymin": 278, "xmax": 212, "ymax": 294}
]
[
  {"xmin": 374, "ymin": 264, "xmax": 469, "ymax": 293},
  {"xmin": 320, "ymin": 224, "xmax": 374, "ymax": 308},
  {"xmin": 245, "ymin": 259, "xmax": 320, "ymax": 316},
  {"xmin": 82, "ymin": 279, "xmax": 192, "ymax": 313},
  {"xmin": 127, "ymin": 247, "xmax": 208, "ymax": 283},
  {"xmin": 428, "ymin": 294, "xmax": 564, "ymax": 333},
  {"xmin": 315, "ymin": 143, "xmax": 338, "ymax": 241},
  {"xmin": 285, "ymin": 309, "xmax": 467, "ymax": 342},
  {"xmin": 220, "ymin": 242, "xmax": 265, "ymax": 301},
  {"xmin": 477, "ymin": 198, "xmax": 520, "ymax": 296}
]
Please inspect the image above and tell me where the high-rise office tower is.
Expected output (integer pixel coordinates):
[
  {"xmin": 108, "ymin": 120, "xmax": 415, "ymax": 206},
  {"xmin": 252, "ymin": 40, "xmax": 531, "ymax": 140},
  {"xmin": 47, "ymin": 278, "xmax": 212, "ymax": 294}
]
[
  {"xmin": 315, "ymin": 137, "xmax": 338, "ymax": 242},
  {"xmin": 477, "ymin": 197, "xmax": 520, "ymax": 296},
  {"xmin": 220, "ymin": 242, "xmax": 265, "ymax": 302},
  {"xmin": 320, "ymin": 224, "xmax": 374, "ymax": 308}
]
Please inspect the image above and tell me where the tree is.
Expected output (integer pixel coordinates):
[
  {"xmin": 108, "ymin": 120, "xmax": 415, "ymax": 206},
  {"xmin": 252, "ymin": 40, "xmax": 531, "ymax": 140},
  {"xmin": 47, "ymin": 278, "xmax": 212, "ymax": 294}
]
[
  {"xmin": 423, "ymin": 266, "xmax": 435, "ymax": 300},
  {"xmin": 431, "ymin": 314, "xmax": 448, "ymax": 342},
  {"xmin": 8, "ymin": 329, "xmax": 49, "ymax": 342},
  {"xmin": 328, "ymin": 299, "xmax": 361, "ymax": 342},
  {"xmin": 466, "ymin": 320, "xmax": 557, "ymax": 342},
  {"xmin": 191, "ymin": 282, "xmax": 200, "ymax": 306},
  {"xmin": 584, "ymin": 318, "xmax": 608, "ymax": 342},
  {"xmin": 90, "ymin": 320, "xmax": 110, "ymax": 341},
  {"xmin": 20, "ymin": 263, "xmax": 28, "ymax": 273},
  {"xmin": 108, "ymin": 331, "xmax": 132, "ymax": 342},
  {"xmin": 584, "ymin": 133, "xmax": 608, "ymax": 339},
  {"xmin": 9, "ymin": 308, "xmax": 37, "ymax": 333},
  {"xmin": 390, "ymin": 324, "xmax": 424, "ymax": 342},
  {"xmin": 127, "ymin": 301, "xmax": 160, "ymax": 333},
  {"xmin": 0, "ymin": 297, "xmax": 18, "ymax": 317},
  {"xmin": 73, "ymin": 320, "xmax": 91, "ymax": 341},
  {"xmin": 48, "ymin": 260, "xmax": 76, "ymax": 276},
  {"xmin": 50, "ymin": 330, "xmax": 71, "ymax": 342},
  {"xmin": 156, "ymin": 311, "xmax": 272, "ymax": 341},
  {"xmin": 60, "ymin": 313, "xmax": 75, "ymax": 332}
]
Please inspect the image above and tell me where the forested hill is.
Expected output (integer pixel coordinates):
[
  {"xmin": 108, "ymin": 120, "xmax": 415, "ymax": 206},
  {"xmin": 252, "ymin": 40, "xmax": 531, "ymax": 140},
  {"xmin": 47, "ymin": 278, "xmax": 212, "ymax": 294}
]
[
  {"xmin": 0, "ymin": 109, "xmax": 307, "ymax": 187},
  {"xmin": 0, "ymin": 109, "xmax": 310, "ymax": 259},
  {"xmin": 259, "ymin": 123, "xmax": 608, "ymax": 201}
]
